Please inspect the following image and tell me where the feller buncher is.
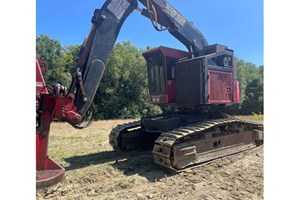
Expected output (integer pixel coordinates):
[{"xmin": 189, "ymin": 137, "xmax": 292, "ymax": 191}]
[{"xmin": 36, "ymin": 0, "xmax": 263, "ymax": 188}]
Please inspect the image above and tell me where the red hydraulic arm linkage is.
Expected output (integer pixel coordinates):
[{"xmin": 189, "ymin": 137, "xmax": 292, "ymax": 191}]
[{"xmin": 36, "ymin": 59, "xmax": 83, "ymax": 188}]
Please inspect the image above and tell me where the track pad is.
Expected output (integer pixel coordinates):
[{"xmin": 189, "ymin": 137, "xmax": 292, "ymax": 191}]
[{"xmin": 76, "ymin": 59, "xmax": 105, "ymax": 116}]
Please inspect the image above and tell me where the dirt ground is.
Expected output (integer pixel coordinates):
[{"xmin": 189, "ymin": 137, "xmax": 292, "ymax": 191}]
[{"xmin": 36, "ymin": 116, "xmax": 263, "ymax": 200}]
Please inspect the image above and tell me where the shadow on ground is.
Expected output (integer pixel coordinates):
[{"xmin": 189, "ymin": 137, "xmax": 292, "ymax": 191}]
[{"xmin": 64, "ymin": 150, "xmax": 172, "ymax": 182}]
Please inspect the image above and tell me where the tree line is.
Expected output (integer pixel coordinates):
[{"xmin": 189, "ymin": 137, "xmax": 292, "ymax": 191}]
[{"xmin": 36, "ymin": 34, "xmax": 263, "ymax": 119}]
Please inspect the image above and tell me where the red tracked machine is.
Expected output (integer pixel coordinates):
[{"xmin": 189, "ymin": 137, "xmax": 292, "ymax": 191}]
[{"xmin": 36, "ymin": 0, "xmax": 263, "ymax": 188}]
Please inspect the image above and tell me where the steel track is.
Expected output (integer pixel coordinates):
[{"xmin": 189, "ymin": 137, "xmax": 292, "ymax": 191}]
[
  {"xmin": 152, "ymin": 118, "xmax": 263, "ymax": 171},
  {"xmin": 109, "ymin": 117, "xmax": 263, "ymax": 171}
]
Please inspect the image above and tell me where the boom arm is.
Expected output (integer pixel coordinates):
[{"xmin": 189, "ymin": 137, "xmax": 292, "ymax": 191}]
[
  {"xmin": 67, "ymin": 0, "xmax": 210, "ymax": 127},
  {"xmin": 68, "ymin": 0, "xmax": 138, "ymax": 118},
  {"xmin": 138, "ymin": 0, "xmax": 208, "ymax": 53}
]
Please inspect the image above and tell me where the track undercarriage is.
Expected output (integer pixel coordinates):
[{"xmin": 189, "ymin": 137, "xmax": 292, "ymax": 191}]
[{"xmin": 109, "ymin": 113, "xmax": 263, "ymax": 171}]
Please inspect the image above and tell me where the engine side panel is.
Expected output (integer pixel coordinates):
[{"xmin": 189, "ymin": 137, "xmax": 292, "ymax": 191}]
[
  {"xmin": 175, "ymin": 44, "xmax": 235, "ymax": 106},
  {"xmin": 208, "ymin": 70, "xmax": 232, "ymax": 103}
]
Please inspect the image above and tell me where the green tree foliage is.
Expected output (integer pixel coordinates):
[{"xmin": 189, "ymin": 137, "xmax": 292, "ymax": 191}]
[
  {"xmin": 224, "ymin": 58, "xmax": 264, "ymax": 114},
  {"xmin": 61, "ymin": 45, "xmax": 80, "ymax": 73},
  {"xmin": 241, "ymin": 78, "xmax": 263, "ymax": 114},
  {"xmin": 36, "ymin": 34, "xmax": 71, "ymax": 86},
  {"xmin": 235, "ymin": 58, "xmax": 262, "ymax": 103}
]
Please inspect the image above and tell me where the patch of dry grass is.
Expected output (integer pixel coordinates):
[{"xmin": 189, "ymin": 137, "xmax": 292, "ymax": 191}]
[
  {"xmin": 50, "ymin": 119, "xmax": 136, "ymax": 135},
  {"xmin": 234, "ymin": 115, "xmax": 264, "ymax": 122}
]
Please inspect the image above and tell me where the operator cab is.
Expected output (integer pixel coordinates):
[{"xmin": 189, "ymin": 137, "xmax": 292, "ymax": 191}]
[{"xmin": 142, "ymin": 46, "xmax": 188, "ymax": 104}]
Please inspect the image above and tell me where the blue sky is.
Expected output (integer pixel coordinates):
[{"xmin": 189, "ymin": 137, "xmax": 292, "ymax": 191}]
[{"xmin": 36, "ymin": 0, "xmax": 263, "ymax": 66}]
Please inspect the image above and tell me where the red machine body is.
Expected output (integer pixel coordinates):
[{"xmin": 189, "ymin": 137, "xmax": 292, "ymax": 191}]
[
  {"xmin": 36, "ymin": 59, "xmax": 84, "ymax": 188},
  {"xmin": 36, "ymin": 59, "xmax": 65, "ymax": 188}
]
